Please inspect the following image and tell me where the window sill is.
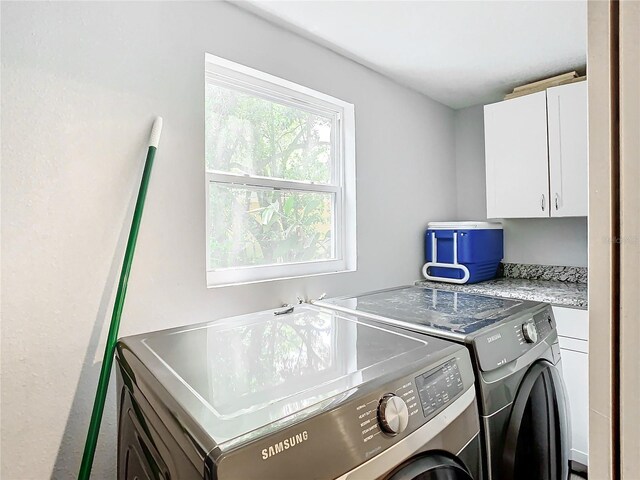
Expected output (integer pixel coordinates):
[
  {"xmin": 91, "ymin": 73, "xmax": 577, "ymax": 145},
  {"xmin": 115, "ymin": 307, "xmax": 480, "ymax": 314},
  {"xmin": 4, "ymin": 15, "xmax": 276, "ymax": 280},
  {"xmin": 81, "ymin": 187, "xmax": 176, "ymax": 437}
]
[{"xmin": 206, "ymin": 265, "xmax": 356, "ymax": 289}]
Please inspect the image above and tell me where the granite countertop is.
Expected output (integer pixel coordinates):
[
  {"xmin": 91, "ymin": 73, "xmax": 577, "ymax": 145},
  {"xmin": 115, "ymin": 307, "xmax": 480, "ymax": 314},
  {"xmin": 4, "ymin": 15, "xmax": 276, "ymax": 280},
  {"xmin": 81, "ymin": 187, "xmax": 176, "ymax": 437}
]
[{"xmin": 416, "ymin": 275, "xmax": 588, "ymax": 310}]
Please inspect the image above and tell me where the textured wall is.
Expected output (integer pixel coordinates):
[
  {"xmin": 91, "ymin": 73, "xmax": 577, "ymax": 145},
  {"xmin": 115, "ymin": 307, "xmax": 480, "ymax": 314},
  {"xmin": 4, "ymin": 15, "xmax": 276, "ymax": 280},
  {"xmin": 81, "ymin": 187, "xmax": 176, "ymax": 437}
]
[
  {"xmin": 454, "ymin": 105, "xmax": 588, "ymax": 267},
  {"xmin": 0, "ymin": 2, "xmax": 457, "ymax": 478}
]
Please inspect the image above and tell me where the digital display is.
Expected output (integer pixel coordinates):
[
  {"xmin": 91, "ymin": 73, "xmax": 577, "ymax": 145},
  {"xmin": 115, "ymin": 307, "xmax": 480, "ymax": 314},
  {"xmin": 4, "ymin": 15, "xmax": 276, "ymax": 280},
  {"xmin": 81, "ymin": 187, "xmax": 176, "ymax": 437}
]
[{"xmin": 415, "ymin": 360, "xmax": 464, "ymax": 417}]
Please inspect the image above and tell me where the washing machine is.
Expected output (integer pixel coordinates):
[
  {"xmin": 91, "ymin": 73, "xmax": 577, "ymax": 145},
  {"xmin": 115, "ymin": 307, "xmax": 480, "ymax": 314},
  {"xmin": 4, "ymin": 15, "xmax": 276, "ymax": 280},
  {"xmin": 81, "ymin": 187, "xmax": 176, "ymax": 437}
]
[
  {"xmin": 116, "ymin": 303, "xmax": 482, "ymax": 479},
  {"xmin": 316, "ymin": 286, "xmax": 570, "ymax": 480}
]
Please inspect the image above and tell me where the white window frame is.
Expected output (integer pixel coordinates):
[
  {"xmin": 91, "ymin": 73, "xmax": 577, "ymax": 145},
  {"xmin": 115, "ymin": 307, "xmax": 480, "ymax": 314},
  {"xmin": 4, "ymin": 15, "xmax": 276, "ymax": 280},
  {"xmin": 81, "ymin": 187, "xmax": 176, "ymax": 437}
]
[{"xmin": 204, "ymin": 53, "xmax": 356, "ymax": 287}]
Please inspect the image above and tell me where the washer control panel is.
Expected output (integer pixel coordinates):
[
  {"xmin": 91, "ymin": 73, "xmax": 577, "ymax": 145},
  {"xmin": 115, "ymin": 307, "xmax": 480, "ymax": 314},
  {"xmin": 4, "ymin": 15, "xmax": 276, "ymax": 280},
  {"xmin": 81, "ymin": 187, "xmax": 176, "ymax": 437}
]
[
  {"xmin": 351, "ymin": 355, "xmax": 469, "ymax": 462},
  {"xmin": 473, "ymin": 305, "xmax": 555, "ymax": 371},
  {"xmin": 522, "ymin": 320, "xmax": 538, "ymax": 343},
  {"xmin": 355, "ymin": 378, "xmax": 420, "ymax": 447},
  {"xmin": 415, "ymin": 359, "xmax": 464, "ymax": 417},
  {"xmin": 377, "ymin": 394, "xmax": 409, "ymax": 435}
]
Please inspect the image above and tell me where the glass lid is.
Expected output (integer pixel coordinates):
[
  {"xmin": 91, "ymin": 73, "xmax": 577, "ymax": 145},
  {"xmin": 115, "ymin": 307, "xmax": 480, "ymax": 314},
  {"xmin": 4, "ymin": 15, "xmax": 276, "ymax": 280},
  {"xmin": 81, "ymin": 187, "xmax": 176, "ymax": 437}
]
[
  {"xmin": 319, "ymin": 286, "xmax": 537, "ymax": 335},
  {"xmin": 133, "ymin": 304, "xmax": 437, "ymax": 447}
]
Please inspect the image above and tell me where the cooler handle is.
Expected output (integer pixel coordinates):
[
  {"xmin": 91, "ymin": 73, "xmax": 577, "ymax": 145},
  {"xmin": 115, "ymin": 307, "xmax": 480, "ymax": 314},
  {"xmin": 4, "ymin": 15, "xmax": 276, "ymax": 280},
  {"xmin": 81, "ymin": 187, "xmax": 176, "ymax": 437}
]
[{"xmin": 422, "ymin": 231, "xmax": 470, "ymax": 284}]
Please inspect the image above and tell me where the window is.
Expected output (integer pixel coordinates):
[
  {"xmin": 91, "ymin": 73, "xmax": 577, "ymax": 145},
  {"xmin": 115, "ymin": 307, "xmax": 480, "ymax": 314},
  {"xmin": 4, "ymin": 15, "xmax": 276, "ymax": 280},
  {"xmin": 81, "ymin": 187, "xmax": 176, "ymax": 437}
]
[{"xmin": 205, "ymin": 54, "xmax": 356, "ymax": 287}]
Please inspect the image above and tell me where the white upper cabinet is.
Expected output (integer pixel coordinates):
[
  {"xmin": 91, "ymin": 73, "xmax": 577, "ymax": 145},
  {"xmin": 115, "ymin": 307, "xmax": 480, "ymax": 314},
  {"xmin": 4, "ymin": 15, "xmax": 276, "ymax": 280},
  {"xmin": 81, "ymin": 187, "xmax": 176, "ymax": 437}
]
[
  {"xmin": 484, "ymin": 91, "xmax": 550, "ymax": 218},
  {"xmin": 483, "ymin": 81, "xmax": 588, "ymax": 219},
  {"xmin": 547, "ymin": 82, "xmax": 588, "ymax": 217}
]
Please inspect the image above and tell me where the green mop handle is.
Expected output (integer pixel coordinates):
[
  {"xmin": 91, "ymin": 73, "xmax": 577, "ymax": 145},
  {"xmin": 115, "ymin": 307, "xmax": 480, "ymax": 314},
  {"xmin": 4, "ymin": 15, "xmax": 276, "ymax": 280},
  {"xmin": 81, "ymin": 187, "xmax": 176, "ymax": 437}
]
[{"xmin": 78, "ymin": 117, "xmax": 163, "ymax": 480}]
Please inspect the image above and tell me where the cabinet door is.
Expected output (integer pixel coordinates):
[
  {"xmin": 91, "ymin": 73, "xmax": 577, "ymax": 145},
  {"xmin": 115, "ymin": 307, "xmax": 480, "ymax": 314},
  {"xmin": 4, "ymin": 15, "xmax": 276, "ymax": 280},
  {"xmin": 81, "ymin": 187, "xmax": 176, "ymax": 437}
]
[
  {"xmin": 547, "ymin": 81, "xmax": 588, "ymax": 217},
  {"xmin": 560, "ymin": 347, "xmax": 589, "ymax": 466},
  {"xmin": 484, "ymin": 91, "xmax": 550, "ymax": 218},
  {"xmin": 553, "ymin": 306, "xmax": 589, "ymax": 341}
]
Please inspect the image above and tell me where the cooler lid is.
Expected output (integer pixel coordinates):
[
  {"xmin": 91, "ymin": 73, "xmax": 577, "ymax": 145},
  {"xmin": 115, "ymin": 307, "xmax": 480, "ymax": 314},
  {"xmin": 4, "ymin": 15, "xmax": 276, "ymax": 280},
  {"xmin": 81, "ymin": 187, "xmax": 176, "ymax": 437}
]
[
  {"xmin": 118, "ymin": 304, "xmax": 457, "ymax": 450},
  {"xmin": 427, "ymin": 221, "xmax": 502, "ymax": 230}
]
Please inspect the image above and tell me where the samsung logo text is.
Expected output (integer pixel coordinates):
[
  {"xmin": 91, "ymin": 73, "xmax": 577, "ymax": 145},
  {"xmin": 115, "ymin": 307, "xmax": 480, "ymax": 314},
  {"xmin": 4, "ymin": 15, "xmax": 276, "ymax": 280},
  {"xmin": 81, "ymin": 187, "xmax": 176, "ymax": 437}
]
[
  {"xmin": 261, "ymin": 431, "xmax": 309, "ymax": 460},
  {"xmin": 487, "ymin": 333, "xmax": 502, "ymax": 343}
]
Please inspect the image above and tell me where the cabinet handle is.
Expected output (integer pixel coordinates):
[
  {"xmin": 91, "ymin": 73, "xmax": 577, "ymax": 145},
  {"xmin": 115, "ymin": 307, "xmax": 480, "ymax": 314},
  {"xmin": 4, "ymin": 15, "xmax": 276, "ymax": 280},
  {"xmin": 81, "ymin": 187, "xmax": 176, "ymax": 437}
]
[
  {"xmin": 555, "ymin": 194, "xmax": 559, "ymax": 211},
  {"xmin": 541, "ymin": 194, "xmax": 545, "ymax": 211}
]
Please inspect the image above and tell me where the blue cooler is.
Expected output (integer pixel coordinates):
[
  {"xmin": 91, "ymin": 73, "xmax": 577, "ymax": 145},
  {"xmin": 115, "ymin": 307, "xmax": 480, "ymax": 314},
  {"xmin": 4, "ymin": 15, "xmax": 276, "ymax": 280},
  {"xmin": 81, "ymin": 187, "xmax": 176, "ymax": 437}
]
[{"xmin": 422, "ymin": 221, "xmax": 503, "ymax": 284}]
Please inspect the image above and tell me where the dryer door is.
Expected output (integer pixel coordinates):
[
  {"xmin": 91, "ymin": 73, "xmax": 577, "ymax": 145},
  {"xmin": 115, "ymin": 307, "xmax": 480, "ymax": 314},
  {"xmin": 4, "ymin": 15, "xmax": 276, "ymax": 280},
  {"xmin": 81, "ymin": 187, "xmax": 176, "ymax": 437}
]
[
  {"xmin": 385, "ymin": 452, "xmax": 474, "ymax": 480},
  {"xmin": 501, "ymin": 360, "xmax": 570, "ymax": 480}
]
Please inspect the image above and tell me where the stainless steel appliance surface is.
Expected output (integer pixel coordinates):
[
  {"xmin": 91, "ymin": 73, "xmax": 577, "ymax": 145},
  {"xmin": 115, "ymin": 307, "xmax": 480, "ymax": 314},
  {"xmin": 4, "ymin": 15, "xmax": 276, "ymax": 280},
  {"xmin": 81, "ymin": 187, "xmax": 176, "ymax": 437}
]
[
  {"xmin": 116, "ymin": 303, "xmax": 483, "ymax": 480},
  {"xmin": 316, "ymin": 286, "xmax": 571, "ymax": 480}
]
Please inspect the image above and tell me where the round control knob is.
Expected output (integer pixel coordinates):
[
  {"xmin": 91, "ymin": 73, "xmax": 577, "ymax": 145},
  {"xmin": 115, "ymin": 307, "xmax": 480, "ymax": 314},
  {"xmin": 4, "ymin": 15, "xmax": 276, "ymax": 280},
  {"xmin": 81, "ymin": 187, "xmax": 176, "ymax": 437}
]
[
  {"xmin": 378, "ymin": 394, "xmax": 409, "ymax": 435},
  {"xmin": 522, "ymin": 320, "xmax": 538, "ymax": 343}
]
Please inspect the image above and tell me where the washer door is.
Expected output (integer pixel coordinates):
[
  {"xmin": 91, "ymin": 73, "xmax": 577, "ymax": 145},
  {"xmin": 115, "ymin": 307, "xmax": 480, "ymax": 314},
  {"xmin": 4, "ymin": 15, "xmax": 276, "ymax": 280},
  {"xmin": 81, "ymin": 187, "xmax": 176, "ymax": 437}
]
[
  {"xmin": 385, "ymin": 452, "xmax": 474, "ymax": 480},
  {"xmin": 501, "ymin": 360, "xmax": 570, "ymax": 480}
]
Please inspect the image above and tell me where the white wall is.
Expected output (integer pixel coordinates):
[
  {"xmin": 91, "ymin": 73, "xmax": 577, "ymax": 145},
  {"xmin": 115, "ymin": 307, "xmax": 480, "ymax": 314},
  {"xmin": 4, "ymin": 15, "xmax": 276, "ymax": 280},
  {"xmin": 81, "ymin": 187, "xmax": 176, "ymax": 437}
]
[
  {"xmin": 0, "ymin": 2, "xmax": 457, "ymax": 478},
  {"xmin": 455, "ymin": 105, "xmax": 488, "ymax": 220},
  {"xmin": 454, "ymin": 105, "xmax": 588, "ymax": 267}
]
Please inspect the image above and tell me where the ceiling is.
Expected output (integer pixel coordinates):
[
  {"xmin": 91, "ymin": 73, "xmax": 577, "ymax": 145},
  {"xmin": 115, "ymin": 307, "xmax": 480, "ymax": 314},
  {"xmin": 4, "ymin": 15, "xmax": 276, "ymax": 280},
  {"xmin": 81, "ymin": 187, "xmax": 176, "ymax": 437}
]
[{"xmin": 236, "ymin": 1, "xmax": 587, "ymax": 109}]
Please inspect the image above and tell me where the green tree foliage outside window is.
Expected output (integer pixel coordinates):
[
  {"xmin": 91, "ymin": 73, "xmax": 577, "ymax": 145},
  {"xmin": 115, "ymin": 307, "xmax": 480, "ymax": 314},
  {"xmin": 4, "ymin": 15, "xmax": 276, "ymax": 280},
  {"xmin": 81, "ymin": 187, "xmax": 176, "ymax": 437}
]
[{"xmin": 206, "ymin": 84, "xmax": 336, "ymax": 269}]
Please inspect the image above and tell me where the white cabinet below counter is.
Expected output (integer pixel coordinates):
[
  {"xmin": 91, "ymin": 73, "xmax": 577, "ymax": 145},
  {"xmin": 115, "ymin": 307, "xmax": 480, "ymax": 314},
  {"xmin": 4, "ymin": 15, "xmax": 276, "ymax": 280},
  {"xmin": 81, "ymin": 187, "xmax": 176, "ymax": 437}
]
[{"xmin": 553, "ymin": 306, "xmax": 589, "ymax": 468}]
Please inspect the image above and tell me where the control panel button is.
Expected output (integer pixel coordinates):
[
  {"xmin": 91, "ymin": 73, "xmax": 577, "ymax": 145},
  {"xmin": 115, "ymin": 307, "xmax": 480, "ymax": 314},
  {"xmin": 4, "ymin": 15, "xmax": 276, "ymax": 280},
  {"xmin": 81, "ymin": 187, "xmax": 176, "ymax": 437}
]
[
  {"xmin": 378, "ymin": 394, "xmax": 409, "ymax": 435},
  {"xmin": 522, "ymin": 320, "xmax": 538, "ymax": 343}
]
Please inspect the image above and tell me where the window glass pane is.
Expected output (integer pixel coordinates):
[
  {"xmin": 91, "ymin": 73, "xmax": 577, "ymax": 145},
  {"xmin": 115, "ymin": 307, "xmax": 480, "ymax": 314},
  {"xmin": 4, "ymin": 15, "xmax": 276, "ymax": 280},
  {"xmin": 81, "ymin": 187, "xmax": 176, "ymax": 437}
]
[
  {"xmin": 205, "ymin": 83, "xmax": 333, "ymax": 183},
  {"xmin": 208, "ymin": 183, "xmax": 334, "ymax": 269}
]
